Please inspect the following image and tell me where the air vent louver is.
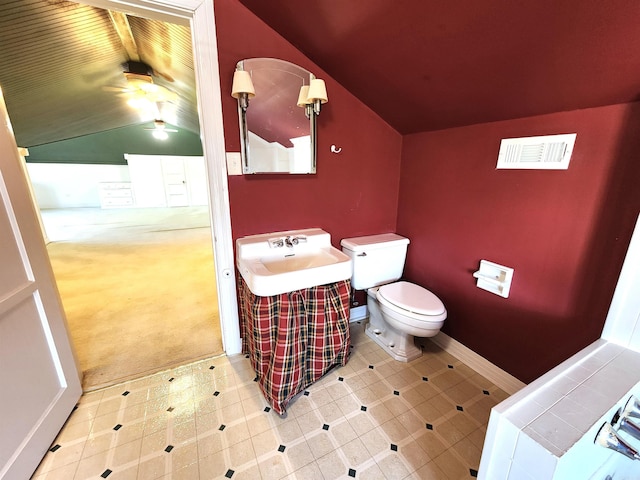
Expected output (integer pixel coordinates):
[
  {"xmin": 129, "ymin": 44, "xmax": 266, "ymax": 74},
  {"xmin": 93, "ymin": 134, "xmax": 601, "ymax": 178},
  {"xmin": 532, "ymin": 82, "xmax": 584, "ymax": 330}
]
[{"xmin": 497, "ymin": 133, "xmax": 576, "ymax": 169}]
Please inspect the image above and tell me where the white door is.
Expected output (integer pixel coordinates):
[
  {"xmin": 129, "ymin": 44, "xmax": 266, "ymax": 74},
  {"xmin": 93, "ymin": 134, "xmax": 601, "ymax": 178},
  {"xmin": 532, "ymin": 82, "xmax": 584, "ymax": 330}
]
[
  {"xmin": 161, "ymin": 157, "xmax": 189, "ymax": 207},
  {"xmin": 0, "ymin": 88, "xmax": 82, "ymax": 480}
]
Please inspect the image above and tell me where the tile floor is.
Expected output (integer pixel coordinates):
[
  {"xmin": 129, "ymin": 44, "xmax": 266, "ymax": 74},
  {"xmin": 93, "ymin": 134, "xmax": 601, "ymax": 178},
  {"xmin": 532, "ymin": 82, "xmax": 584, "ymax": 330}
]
[{"xmin": 32, "ymin": 322, "xmax": 508, "ymax": 479}]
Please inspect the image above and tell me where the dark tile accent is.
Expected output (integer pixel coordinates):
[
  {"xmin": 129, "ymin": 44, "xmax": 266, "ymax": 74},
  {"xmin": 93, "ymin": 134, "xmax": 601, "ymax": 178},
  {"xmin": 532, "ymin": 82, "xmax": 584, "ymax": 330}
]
[
  {"xmin": 219, "ymin": 424, "xmax": 226, "ymax": 431},
  {"xmin": 457, "ymin": 406, "xmax": 464, "ymax": 412},
  {"xmin": 470, "ymin": 468, "xmax": 478, "ymax": 477},
  {"xmin": 225, "ymin": 469, "xmax": 235, "ymax": 478},
  {"xmin": 390, "ymin": 444, "xmax": 398, "ymax": 451},
  {"xmin": 368, "ymin": 365, "xmax": 374, "ymax": 369},
  {"xmin": 483, "ymin": 390, "xmax": 490, "ymax": 395},
  {"xmin": 278, "ymin": 445, "xmax": 286, "ymax": 452},
  {"xmin": 422, "ymin": 376, "xmax": 428, "ymax": 381},
  {"xmin": 213, "ymin": 391, "xmax": 220, "ymax": 396},
  {"xmin": 338, "ymin": 377, "xmax": 344, "ymax": 382},
  {"xmin": 448, "ymin": 365, "xmax": 454, "ymax": 369},
  {"xmin": 264, "ymin": 407, "xmax": 271, "ymax": 413},
  {"xmin": 322, "ymin": 424, "xmax": 330, "ymax": 431},
  {"xmin": 304, "ymin": 391, "xmax": 310, "ymax": 396},
  {"xmin": 165, "ymin": 445, "xmax": 174, "ymax": 453},
  {"xmin": 167, "ymin": 407, "xmax": 174, "ymax": 412},
  {"xmin": 348, "ymin": 468, "xmax": 356, "ymax": 477},
  {"xmin": 101, "ymin": 469, "xmax": 112, "ymax": 478},
  {"xmin": 426, "ymin": 423, "xmax": 433, "ymax": 430},
  {"xmin": 168, "ymin": 377, "xmax": 175, "ymax": 382},
  {"xmin": 122, "ymin": 391, "xmax": 130, "ymax": 396},
  {"xmin": 209, "ymin": 365, "xmax": 215, "ymax": 370},
  {"xmin": 393, "ymin": 390, "xmax": 400, "ymax": 396},
  {"xmin": 361, "ymin": 406, "xmax": 367, "ymax": 412},
  {"xmin": 113, "ymin": 424, "xmax": 122, "ymax": 431},
  {"xmin": 49, "ymin": 444, "xmax": 61, "ymax": 452}
]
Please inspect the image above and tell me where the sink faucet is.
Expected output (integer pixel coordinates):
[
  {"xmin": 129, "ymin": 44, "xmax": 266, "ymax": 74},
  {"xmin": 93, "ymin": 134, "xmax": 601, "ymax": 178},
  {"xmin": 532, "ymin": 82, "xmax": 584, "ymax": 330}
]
[{"xmin": 285, "ymin": 235, "xmax": 307, "ymax": 247}]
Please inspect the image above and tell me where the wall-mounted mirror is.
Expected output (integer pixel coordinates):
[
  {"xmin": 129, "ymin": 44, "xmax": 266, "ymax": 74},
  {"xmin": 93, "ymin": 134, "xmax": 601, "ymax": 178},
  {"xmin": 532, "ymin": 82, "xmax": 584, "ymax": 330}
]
[{"xmin": 234, "ymin": 58, "xmax": 317, "ymax": 174}]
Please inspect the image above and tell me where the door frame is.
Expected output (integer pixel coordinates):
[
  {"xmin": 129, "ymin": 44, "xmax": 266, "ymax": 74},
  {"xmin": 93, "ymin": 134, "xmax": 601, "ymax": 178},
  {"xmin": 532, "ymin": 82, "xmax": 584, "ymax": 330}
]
[{"xmin": 77, "ymin": 0, "xmax": 241, "ymax": 354}]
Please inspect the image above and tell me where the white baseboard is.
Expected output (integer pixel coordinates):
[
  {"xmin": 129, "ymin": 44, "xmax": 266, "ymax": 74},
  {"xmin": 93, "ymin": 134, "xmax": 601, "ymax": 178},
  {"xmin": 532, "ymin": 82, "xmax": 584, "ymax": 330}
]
[
  {"xmin": 349, "ymin": 305, "xmax": 367, "ymax": 322},
  {"xmin": 429, "ymin": 332, "xmax": 526, "ymax": 395}
]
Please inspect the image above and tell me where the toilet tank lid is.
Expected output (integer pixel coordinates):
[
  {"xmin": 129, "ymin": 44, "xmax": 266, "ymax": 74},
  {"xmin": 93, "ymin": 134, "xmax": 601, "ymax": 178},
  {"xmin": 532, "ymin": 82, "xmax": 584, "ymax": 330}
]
[
  {"xmin": 340, "ymin": 233, "xmax": 409, "ymax": 252},
  {"xmin": 378, "ymin": 281, "xmax": 446, "ymax": 316}
]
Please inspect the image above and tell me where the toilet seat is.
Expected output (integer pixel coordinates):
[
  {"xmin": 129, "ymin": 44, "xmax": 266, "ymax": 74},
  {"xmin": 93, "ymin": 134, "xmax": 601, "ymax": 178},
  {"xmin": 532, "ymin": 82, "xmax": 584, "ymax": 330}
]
[{"xmin": 377, "ymin": 281, "xmax": 445, "ymax": 317}]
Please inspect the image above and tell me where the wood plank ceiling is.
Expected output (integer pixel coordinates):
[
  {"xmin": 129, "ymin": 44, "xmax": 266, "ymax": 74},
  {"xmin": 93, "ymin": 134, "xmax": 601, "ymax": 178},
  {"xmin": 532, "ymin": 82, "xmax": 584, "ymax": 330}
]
[{"xmin": 0, "ymin": 0, "xmax": 198, "ymax": 148}]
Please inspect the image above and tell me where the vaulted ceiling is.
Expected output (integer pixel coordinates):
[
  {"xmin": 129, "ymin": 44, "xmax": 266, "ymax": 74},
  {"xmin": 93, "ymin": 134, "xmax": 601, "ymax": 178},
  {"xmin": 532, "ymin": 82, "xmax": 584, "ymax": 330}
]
[
  {"xmin": 1, "ymin": 0, "xmax": 639, "ymax": 149},
  {"xmin": 0, "ymin": 0, "xmax": 198, "ymax": 148},
  {"xmin": 238, "ymin": 0, "xmax": 640, "ymax": 134}
]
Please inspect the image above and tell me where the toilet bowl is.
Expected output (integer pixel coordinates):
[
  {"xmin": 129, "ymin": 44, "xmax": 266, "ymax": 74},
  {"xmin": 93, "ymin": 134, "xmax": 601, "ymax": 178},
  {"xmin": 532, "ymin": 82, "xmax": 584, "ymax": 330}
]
[
  {"xmin": 366, "ymin": 281, "xmax": 446, "ymax": 362},
  {"xmin": 340, "ymin": 233, "xmax": 447, "ymax": 362}
]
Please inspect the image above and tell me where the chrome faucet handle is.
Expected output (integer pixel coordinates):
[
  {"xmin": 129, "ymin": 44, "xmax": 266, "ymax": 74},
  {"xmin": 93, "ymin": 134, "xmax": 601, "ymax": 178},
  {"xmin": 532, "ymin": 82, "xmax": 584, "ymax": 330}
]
[
  {"xmin": 284, "ymin": 235, "xmax": 307, "ymax": 247},
  {"xmin": 595, "ymin": 422, "xmax": 640, "ymax": 461},
  {"xmin": 613, "ymin": 404, "xmax": 640, "ymax": 443},
  {"xmin": 269, "ymin": 237, "xmax": 285, "ymax": 248},
  {"xmin": 623, "ymin": 396, "xmax": 640, "ymax": 420}
]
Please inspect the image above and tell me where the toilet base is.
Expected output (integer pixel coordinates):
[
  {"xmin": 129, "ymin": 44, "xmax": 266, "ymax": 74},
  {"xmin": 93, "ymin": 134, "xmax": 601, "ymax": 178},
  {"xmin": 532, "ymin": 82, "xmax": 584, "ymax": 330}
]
[{"xmin": 365, "ymin": 321, "xmax": 423, "ymax": 362}]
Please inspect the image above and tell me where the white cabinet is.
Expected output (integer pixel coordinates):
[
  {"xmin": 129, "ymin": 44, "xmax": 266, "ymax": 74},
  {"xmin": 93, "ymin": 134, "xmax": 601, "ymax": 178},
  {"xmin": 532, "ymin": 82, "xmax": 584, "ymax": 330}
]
[
  {"xmin": 98, "ymin": 182, "xmax": 134, "ymax": 208},
  {"xmin": 125, "ymin": 155, "xmax": 207, "ymax": 208}
]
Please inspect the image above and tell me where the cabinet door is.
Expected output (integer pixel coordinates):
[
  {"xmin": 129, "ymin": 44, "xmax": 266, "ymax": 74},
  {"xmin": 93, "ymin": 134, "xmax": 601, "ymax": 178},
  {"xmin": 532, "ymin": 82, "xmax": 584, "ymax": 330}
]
[{"xmin": 126, "ymin": 155, "xmax": 166, "ymax": 207}]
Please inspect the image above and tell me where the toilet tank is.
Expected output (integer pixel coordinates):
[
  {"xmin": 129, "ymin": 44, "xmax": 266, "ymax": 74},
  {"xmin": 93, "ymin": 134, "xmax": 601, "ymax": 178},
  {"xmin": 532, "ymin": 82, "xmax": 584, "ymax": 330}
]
[{"xmin": 340, "ymin": 233, "xmax": 410, "ymax": 290}]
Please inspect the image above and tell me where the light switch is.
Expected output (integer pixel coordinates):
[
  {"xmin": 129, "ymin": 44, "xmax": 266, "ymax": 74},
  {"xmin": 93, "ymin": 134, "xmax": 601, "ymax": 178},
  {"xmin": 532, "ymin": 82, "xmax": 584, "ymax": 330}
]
[{"xmin": 226, "ymin": 152, "xmax": 242, "ymax": 176}]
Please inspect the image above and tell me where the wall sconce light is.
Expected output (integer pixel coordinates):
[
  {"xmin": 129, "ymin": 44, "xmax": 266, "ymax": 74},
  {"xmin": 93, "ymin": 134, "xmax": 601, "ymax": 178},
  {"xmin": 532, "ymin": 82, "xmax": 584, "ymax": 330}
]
[
  {"xmin": 297, "ymin": 85, "xmax": 313, "ymax": 118},
  {"xmin": 231, "ymin": 70, "xmax": 255, "ymax": 111},
  {"xmin": 297, "ymin": 79, "xmax": 328, "ymax": 118},
  {"xmin": 307, "ymin": 79, "xmax": 328, "ymax": 115}
]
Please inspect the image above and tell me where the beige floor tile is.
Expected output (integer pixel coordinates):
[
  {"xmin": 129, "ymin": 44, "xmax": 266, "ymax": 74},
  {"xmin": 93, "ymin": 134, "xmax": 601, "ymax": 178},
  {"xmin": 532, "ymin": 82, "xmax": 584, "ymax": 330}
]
[
  {"xmin": 38, "ymin": 324, "xmax": 500, "ymax": 480},
  {"xmin": 432, "ymin": 449, "xmax": 469, "ymax": 479},
  {"xmin": 398, "ymin": 440, "xmax": 429, "ymax": 472},
  {"xmin": 360, "ymin": 427, "xmax": 389, "ymax": 457},
  {"xmin": 288, "ymin": 460, "xmax": 324, "ymax": 479},
  {"xmin": 376, "ymin": 451, "xmax": 412, "ymax": 479},
  {"xmin": 330, "ymin": 419, "xmax": 358, "ymax": 447},
  {"xmin": 315, "ymin": 450, "xmax": 347, "ymax": 480},
  {"xmin": 341, "ymin": 438, "xmax": 373, "ymax": 467},
  {"xmin": 306, "ymin": 431, "xmax": 336, "ymax": 460},
  {"xmin": 251, "ymin": 428, "xmax": 279, "ymax": 457},
  {"xmin": 451, "ymin": 436, "xmax": 483, "ymax": 469},
  {"xmin": 414, "ymin": 430, "xmax": 447, "ymax": 461},
  {"xmin": 258, "ymin": 452, "xmax": 289, "ymax": 480},
  {"xmin": 283, "ymin": 440, "xmax": 315, "ymax": 471},
  {"xmin": 414, "ymin": 460, "xmax": 449, "ymax": 479}
]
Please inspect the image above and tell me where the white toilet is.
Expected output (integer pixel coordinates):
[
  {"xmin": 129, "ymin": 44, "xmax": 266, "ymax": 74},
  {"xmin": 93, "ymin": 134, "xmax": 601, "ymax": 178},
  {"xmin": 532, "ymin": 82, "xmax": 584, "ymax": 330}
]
[{"xmin": 341, "ymin": 233, "xmax": 447, "ymax": 362}]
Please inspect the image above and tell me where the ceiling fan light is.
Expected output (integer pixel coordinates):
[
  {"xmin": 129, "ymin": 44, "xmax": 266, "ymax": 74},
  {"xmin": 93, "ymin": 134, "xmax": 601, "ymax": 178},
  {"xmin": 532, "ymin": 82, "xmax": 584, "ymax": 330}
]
[{"xmin": 152, "ymin": 129, "xmax": 169, "ymax": 140}]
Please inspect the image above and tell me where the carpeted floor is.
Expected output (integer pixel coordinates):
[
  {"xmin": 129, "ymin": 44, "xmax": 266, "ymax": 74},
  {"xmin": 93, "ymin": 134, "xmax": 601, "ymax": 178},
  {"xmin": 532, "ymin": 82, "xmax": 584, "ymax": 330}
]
[{"xmin": 42, "ymin": 207, "xmax": 223, "ymax": 391}]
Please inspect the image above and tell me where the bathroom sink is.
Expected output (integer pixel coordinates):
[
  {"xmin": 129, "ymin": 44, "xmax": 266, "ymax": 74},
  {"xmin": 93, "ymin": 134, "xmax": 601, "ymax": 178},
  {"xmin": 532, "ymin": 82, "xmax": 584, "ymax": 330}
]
[{"xmin": 236, "ymin": 228, "xmax": 352, "ymax": 296}]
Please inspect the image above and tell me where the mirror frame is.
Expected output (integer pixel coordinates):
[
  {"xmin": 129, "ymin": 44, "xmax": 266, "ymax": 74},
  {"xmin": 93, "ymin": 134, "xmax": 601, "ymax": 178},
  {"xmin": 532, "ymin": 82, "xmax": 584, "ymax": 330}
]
[{"xmin": 235, "ymin": 58, "xmax": 317, "ymax": 174}]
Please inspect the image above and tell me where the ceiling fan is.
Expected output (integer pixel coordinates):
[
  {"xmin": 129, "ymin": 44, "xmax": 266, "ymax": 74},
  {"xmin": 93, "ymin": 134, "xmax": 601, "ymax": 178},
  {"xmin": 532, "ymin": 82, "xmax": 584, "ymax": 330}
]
[
  {"xmin": 103, "ymin": 61, "xmax": 178, "ymax": 109},
  {"xmin": 144, "ymin": 119, "xmax": 178, "ymax": 140}
]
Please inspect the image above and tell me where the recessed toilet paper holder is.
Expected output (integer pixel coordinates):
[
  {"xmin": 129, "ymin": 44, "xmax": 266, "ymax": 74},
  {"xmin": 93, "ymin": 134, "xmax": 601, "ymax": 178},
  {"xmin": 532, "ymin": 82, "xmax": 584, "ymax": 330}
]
[{"xmin": 473, "ymin": 259, "xmax": 514, "ymax": 298}]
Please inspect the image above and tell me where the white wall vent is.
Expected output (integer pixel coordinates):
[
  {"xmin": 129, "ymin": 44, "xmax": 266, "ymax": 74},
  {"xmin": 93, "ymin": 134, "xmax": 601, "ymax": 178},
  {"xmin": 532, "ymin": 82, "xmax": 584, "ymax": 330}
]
[{"xmin": 496, "ymin": 133, "xmax": 576, "ymax": 170}]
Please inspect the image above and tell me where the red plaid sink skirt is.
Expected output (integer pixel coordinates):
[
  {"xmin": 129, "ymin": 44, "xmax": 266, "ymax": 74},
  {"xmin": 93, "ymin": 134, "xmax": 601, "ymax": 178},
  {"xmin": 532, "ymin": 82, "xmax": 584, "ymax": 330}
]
[{"xmin": 239, "ymin": 277, "xmax": 351, "ymax": 414}]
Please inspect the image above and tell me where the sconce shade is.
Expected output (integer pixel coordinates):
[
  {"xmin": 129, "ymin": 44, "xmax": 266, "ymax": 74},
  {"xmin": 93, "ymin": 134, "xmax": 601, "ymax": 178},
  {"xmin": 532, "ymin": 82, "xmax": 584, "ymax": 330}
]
[
  {"xmin": 297, "ymin": 85, "xmax": 310, "ymax": 107},
  {"xmin": 231, "ymin": 70, "xmax": 255, "ymax": 98},
  {"xmin": 307, "ymin": 79, "xmax": 328, "ymax": 104}
]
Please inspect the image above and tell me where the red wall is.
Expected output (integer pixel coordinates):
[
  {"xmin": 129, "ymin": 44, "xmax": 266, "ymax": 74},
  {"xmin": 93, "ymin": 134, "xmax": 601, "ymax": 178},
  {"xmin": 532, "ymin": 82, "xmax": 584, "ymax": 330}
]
[
  {"xmin": 215, "ymin": 0, "xmax": 402, "ymax": 247},
  {"xmin": 397, "ymin": 103, "xmax": 640, "ymax": 382}
]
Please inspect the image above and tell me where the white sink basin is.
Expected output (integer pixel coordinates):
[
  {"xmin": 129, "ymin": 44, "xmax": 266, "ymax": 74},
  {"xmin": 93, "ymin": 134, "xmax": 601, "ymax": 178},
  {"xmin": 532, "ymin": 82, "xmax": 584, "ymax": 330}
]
[{"xmin": 236, "ymin": 228, "xmax": 353, "ymax": 296}]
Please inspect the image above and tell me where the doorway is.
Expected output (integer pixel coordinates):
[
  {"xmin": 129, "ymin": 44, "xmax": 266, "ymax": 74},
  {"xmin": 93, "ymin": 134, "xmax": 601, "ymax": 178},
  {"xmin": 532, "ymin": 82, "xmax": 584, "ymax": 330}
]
[{"xmin": 12, "ymin": 0, "xmax": 240, "ymax": 389}]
